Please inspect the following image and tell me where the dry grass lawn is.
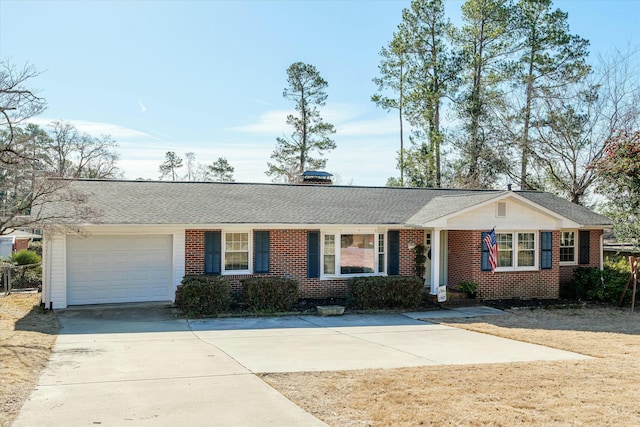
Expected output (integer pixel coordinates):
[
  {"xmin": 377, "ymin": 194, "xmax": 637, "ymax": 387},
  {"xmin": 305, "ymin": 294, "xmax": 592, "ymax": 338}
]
[
  {"xmin": 0, "ymin": 293, "xmax": 58, "ymax": 427},
  {"xmin": 262, "ymin": 306, "xmax": 640, "ymax": 426}
]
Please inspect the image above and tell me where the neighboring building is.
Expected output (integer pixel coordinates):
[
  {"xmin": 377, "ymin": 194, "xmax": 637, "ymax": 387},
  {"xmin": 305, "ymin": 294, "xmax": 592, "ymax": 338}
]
[
  {"xmin": 38, "ymin": 179, "xmax": 611, "ymax": 308},
  {"xmin": 0, "ymin": 230, "xmax": 41, "ymax": 259},
  {"xmin": 603, "ymin": 229, "xmax": 640, "ymax": 259}
]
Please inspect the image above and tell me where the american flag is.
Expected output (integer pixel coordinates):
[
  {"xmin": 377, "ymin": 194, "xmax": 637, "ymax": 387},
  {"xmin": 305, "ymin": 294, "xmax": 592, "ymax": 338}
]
[{"xmin": 484, "ymin": 228, "xmax": 498, "ymax": 273}]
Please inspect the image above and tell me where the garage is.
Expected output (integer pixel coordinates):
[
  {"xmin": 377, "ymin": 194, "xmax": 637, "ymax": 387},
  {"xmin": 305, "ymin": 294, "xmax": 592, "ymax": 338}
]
[{"xmin": 66, "ymin": 235, "xmax": 173, "ymax": 305}]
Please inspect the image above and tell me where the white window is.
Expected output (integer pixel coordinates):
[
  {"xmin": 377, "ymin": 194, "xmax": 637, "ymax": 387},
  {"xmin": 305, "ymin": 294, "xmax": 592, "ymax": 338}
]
[
  {"xmin": 495, "ymin": 232, "xmax": 537, "ymax": 271},
  {"xmin": 378, "ymin": 233, "xmax": 385, "ymax": 273},
  {"xmin": 223, "ymin": 231, "xmax": 250, "ymax": 273},
  {"xmin": 560, "ymin": 231, "xmax": 576, "ymax": 264},
  {"xmin": 322, "ymin": 231, "xmax": 383, "ymax": 277}
]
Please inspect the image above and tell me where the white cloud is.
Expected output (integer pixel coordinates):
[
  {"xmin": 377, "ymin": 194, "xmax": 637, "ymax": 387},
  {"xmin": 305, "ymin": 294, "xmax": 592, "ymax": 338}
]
[
  {"xmin": 231, "ymin": 103, "xmax": 400, "ymax": 138},
  {"xmin": 28, "ymin": 117, "xmax": 154, "ymax": 139},
  {"xmin": 138, "ymin": 99, "xmax": 147, "ymax": 113},
  {"xmin": 231, "ymin": 110, "xmax": 292, "ymax": 134}
]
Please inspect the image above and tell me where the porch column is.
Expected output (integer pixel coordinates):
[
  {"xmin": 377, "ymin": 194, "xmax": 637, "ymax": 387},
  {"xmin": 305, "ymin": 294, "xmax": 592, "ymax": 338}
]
[{"xmin": 430, "ymin": 228, "xmax": 441, "ymax": 295}]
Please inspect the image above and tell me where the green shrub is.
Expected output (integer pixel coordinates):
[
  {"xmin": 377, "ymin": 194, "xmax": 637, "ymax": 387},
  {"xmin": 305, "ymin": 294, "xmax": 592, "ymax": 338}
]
[
  {"xmin": 178, "ymin": 275, "xmax": 232, "ymax": 316},
  {"xmin": 347, "ymin": 276, "xmax": 423, "ymax": 310},
  {"xmin": 241, "ymin": 277, "xmax": 299, "ymax": 312},
  {"xmin": 457, "ymin": 281, "xmax": 478, "ymax": 298},
  {"xmin": 9, "ymin": 249, "xmax": 41, "ymax": 265},
  {"xmin": 571, "ymin": 260, "xmax": 633, "ymax": 305}
]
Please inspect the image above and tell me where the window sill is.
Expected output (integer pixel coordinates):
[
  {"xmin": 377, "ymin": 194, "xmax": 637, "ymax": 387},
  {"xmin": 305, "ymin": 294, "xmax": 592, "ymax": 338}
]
[
  {"xmin": 321, "ymin": 273, "xmax": 385, "ymax": 280},
  {"xmin": 559, "ymin": 262, "xmax": 577, "ymax": 266},
  {"xmin": 222, "ymin": 270, "xmax": 251, "ymax": 276},
  {"xmin": 494, "ymin": 267, "xmax": 538, "ymax": 273}
]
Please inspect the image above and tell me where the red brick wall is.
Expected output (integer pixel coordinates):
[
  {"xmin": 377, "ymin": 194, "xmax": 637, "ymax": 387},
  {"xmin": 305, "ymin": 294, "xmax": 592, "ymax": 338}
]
[
  {"xmin": 559, "ymin": 229, "xmax": 603, "ymax": 285},
  {"xmin": 448, "ymin": 230, "xmax": 561, "ymax": 300},
  {"xmin": 184, "ymin": 228, "xmax": 423, "ymax": 299},
  {"xmin": 399, "ymin": 229, "xmax": 425, "ymax": 277},
  {"xmin": 14, "ymin": 239, "xmax": 30, "ymax": 252}
]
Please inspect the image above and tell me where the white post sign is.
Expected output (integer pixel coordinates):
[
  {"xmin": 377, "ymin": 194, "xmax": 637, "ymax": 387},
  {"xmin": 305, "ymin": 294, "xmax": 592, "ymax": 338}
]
[{"xmin": 437, "ymin": 285, "xmax": 447, "ymax": 302}]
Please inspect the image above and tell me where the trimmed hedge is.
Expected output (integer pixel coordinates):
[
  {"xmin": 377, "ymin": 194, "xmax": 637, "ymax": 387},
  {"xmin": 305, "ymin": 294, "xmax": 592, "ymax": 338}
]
[
  {"xmin": 347, "ymin": 276, "xmax": 423, "ymax": 309},
  {"xmin": 179, "ymin": 275, "xmax": 232, "ymax": 316},
  {"xmin": 241, "ymin": 277, "xmax": 299, "ymax": 312}
]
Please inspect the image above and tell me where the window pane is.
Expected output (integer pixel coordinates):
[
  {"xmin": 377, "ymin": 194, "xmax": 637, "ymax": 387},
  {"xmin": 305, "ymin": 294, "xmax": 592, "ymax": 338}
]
[
  {"xmin": 497, "ymin": 233, "xmax": 512, "ymax": 249},
  {"xmin": 323, "ymin": 235, "xmax": 336, "ymax": 274},
  {"xmin": 560, "ymin": 232, "xmax": 575, "ymax": 247},
  {"xmin": 324, "ymin": 235, "xmax": 335, "ymax": 255},
  {"xmin": 324, "ymin": 255, "xmax": 335, "ymax": 274},
  {"xmin": 497, "ymin": 233, "xmax": 512, "ymax": 267},
  {"xmin": 225, "ymin": 252, "xmax": 248, "ymax": 270},
  {"xmin": 225, "ymin": 232, "xmax": 249, "ymax": 270},
  {"xmin": 518, "ymin": 250, "xmax": 534, "ymax": 266},
  {"xmin": 340, "ymin": 234, "xmax": 375, "ymax": 274},
  {"xmin": 560, "ymin": 247, "xmax": 574, "ymax": 262},
  {"xmin": 517, "ymin": 233, "xmax": 535, "ymax": 267},
  {"xmin": 560, "ymin": 231, "xmax": 575, "ymax": 262},
  {"xmin": 378, "ymin": 234, "xmax": 385, "ymax": 273},
  {"xmin": 498, "ymin": 250, "xmax": 513, "ymax": 267}
]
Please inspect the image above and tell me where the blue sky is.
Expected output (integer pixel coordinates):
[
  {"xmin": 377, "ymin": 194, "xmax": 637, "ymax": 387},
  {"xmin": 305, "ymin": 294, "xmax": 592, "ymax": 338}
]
[{"xmin": 1, "ymin": 0, "xmax": 639, "ymax": 185}]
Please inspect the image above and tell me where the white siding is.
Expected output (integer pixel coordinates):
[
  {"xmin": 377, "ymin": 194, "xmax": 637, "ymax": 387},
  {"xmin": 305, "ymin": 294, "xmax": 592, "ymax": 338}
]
[
  {"xmin": 45, "ymin": 234, "xmax": 67, "ymax": 309},
  {"xmin": 446, "ymin": 198, "xmax": 562, "ymax": 230}
]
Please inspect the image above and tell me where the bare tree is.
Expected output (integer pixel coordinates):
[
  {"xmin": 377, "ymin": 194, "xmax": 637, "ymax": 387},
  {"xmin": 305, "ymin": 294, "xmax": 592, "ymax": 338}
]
[
  {"xmin": 46, "ymin": 120, "xmax": 121, "ymax": 178},
  {"xmin": 0, "ymin": 60, "xmax": 46, "ymax": 161},
  {"xmin": 533, "ymin": 47, "xmax": 640, "ymax": 205},
  {"xmin": 0, "ymin": 61, "xmax": 99, "ymax": 233},
  {"xmin": 184, "ymin": 152, "xmax": 197, "ymax": 181}
]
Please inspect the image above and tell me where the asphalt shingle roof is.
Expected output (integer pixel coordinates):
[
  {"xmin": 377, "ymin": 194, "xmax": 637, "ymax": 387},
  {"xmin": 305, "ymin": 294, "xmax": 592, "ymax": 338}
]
[{"xmin": 40, "ymin": 179, "xmax": 611, "ymax": 227}]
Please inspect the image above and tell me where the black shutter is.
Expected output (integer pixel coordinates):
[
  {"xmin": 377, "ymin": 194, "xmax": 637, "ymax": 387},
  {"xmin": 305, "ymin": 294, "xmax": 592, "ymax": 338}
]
[
  {"xmin": 540, "ymin": 231, "xmax": 552, "ymax": 270},
  {"xmin": 481, "ymin": 231, "xmax": 490, "ymax": 271},
  {"xmin": 387, "ymin": 230, "xmax": 400, "ymax": 275},
  {"xmin": 254, "ymin": 231, "xmax": 270, "ymax": 273},
  {"xmin": 579, "ymin": 230, "xmax": 590, "ymax": 265},
  {"xmin": 307, "ymin": 231, "xmax": 320, "ymax": 278},
  {"xmin": 204, "ymin": 231, "xmax": 221, "ymax": 275}
]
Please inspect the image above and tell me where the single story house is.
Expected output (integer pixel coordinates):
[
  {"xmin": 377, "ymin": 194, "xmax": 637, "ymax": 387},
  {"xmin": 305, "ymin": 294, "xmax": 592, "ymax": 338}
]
[
  {"xmin": 39, "ymin": 178, "xmax": 611, "ymax": 308},
  {"xmin": 0, "ymin": 230, "xmax": 41, "ymax": 259}
]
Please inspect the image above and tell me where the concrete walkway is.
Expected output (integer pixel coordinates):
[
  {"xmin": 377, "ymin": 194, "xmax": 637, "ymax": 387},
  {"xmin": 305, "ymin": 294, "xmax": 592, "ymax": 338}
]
[{"xmin": 14, "ymin": 305, "xmax": 589, "ymax": 426}]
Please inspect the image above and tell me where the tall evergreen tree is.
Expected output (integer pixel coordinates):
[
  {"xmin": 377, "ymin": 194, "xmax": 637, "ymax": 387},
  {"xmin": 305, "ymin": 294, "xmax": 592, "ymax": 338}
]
[
  {"xmin": 373, "ymin": 0, "xmax": 456, "ymax": 188},
  {"xmin": 158, "ymin": 151, "xmax": 183, "ymax": 181},
  {"xmin": 451, "ymin": 0, "xmax": 512, "ymax": 189},
  {"xmin": 372, "ymin": 36, "xmax": 409, "ymax": 186},
  {"xmin": 507, "ymin": 0, "xmax": 590, "ymax": 189},
  {"xmin": 207, "ymin": 157, "xmax": 235, "ymax": 182},
  {"xmin": 266, "ymin": 62, "xmax": 336, "ymax": 183}
]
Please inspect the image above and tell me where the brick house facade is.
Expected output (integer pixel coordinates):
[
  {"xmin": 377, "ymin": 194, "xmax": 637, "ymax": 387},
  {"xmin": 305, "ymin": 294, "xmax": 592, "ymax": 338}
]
[
  {"xmin": 40, "ymin": 179, "xmax": 612, "ymax": 308},
  {"xmin": 185, "ymin": 228, "xmax": 424, "ymax": 299}
]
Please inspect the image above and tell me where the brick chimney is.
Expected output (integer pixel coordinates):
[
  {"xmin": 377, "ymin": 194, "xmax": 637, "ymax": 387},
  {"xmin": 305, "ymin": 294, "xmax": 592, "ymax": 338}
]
[{"xmin": 301, "ymin": 171, "xmax": 333, "ymax": 185}]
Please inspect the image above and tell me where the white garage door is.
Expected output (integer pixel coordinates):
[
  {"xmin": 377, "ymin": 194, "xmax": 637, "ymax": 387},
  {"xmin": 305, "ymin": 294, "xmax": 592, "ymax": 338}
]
[{"xmin": 67, "ymin": 235, "xmax": 173, "ymax": 305}]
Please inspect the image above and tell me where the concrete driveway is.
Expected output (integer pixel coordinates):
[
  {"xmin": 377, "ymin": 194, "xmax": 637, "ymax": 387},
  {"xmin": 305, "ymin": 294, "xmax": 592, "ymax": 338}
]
[{"xmin": 14, "ymin": 304, "xmax": 589, "ymax": 427}]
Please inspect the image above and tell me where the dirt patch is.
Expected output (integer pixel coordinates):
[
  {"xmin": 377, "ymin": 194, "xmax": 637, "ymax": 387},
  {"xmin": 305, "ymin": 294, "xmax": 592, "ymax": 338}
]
[
  {"xmin": 261, "ymin": 305, "xmax": 640, "ymax": 426},
  {"xmin": 0, "ymin": 293, "xmax": 58, "ymax": 427}
]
